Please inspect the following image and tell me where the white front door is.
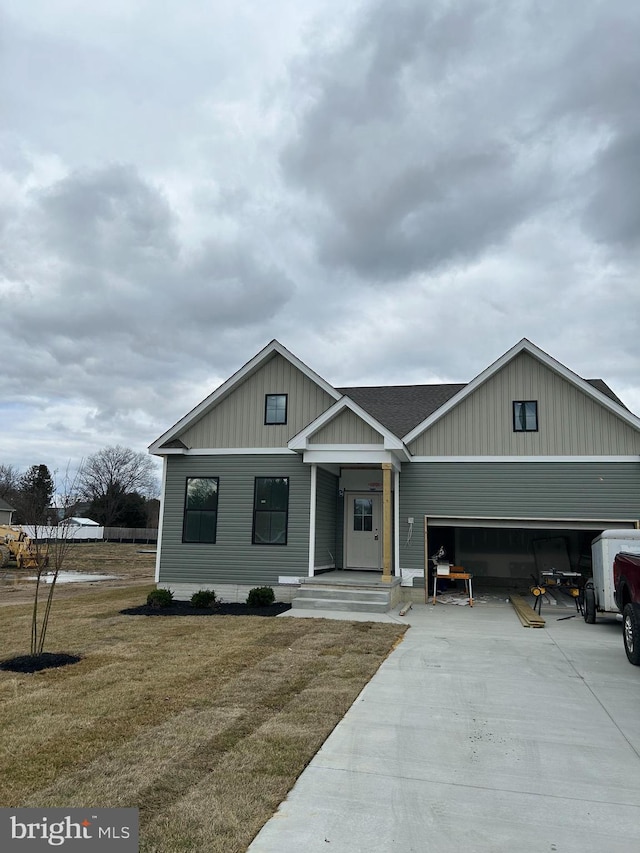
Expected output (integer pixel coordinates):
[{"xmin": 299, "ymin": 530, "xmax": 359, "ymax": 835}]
[{"xmin": 345, "ymin": 493, "xmax": 382, "ymax": 570}]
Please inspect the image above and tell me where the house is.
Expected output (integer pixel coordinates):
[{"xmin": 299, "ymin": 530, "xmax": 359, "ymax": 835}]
[
  {"xmin": 149, "ymin": 339, "xmax": 640, "ymax": 605},
  {"xmin": 58, "ymin": 517, "xmax": 101, "ymax": 527},
  {"xmin": 0, "ymin": 497, "xmax": 15, "ymax": 525}
]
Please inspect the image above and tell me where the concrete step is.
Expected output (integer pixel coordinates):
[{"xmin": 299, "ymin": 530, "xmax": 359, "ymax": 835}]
[
  {"xmin": 295, "ymin": 586, "xmax": 390, "ymax": 604},
  {"xmin": 290, "ymin": 597, "xmax": 391, "ymax": 613}
]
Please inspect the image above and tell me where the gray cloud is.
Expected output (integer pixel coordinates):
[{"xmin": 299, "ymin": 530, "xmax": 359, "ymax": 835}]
[
  {"xmin": 583, "ymin": 129, "xmax": 640, "ymax": 249},
  {"xmin": 281, "ymin": 0, "xmax": 640, "ymax": 280},
  {"xmin": 0, "ymin": 161, "xmax": 296, "ymax": 446},
  {"xmin": 2, "ymin": 0, "xmax": 640, "ymax": 474}
]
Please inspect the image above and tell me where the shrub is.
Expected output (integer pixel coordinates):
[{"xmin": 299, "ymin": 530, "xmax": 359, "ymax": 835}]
[
  {"xmin": 190, "ymin": 589, "xmax": 217, "ymax": 608},
  {"xmin": 147, "ymin": 588, "xmax": 174, "ymax": 608},
  {"xmin": 246, "ymin": 586, "xmax": 275, "ymax": 607}
]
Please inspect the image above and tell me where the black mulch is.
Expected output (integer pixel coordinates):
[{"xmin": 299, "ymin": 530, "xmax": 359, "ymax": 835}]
[
  {"xmin": 0, "ymin": 653, "xmax": 82, "ymax": 673},
  {"xmin": 120, "ymin": 601, "xmax": 291, "ymax": 617}
]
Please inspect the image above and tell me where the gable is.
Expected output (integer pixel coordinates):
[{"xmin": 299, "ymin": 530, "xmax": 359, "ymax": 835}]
[
  {"xmin": 308, "ymin": 408, "xmax": 384, "ymax": 445},
  {"xmin": 408, "ymin": 351, "xmax": 640, "ymax": 456},
  {"xmin": 178, "ymin": 353, "xmax": 336, "ymax": 449}
]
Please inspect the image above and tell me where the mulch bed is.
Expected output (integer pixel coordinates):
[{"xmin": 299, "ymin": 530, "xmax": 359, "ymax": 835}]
[
  {"xmin": 0, "ymin": 653, "xmax": 82, "ymax": 673},
  {"xmin": 120, "ymin": 601, "xmax": 291, "ymax": 617}
]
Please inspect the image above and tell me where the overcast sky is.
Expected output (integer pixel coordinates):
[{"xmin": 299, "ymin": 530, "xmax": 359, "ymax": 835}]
[{"xmin": 2, "ymin": 0, "xmax": 639, "ymax": 483}]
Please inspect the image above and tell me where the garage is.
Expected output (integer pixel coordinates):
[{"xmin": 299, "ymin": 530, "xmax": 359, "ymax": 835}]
[
  {"xmin": 398, "ymin": 461, "xmax": 640, "ymax": 588},
  {"xmin": 425, "ymin": 517, "xmax": 637, "ymax": 587}
]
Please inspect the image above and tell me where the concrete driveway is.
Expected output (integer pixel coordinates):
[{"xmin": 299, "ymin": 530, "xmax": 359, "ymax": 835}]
[{"xmin": 249, "ymin": 599, "xmax": 640, "ymax": 852}]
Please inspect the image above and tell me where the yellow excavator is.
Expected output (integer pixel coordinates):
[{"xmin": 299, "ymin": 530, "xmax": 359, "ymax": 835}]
[{"xmin": 0, "ymin": 525, "xmax": 49, "ymax": 570}]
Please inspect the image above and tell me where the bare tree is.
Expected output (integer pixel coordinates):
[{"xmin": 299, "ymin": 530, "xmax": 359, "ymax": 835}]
[
  {"xmin": 28, "ymin": 467, "xmax": 82, "ymax": 657},
  {"xmin": 0, "ymin": 463, "xmax": 20, "ymax": 505},
  {"xmin": 78, "ymin": 445, "xmax": 158, "ymax": 527}
]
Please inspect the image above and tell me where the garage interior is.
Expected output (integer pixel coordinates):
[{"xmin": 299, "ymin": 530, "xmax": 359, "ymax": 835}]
[{"xmin": 424, "ymin": 519, "xmax": 636, "ymax": 590}]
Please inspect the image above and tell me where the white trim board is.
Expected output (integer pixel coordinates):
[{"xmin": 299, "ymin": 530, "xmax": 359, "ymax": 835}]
[
  {"xmin": 302, "ymin": 450, "xmax": 403, "ymax": 469},
  {"xmin": 424, "ymin": 514, "xmax": 638, "ymax": 530},
  {"xmin": 308, "ymin": 464, "xmax": 317, "ymax": 578},
  {"xmin": 154, "ymin": 447, "xmax": 297, "ymax": 456},
  {"xmin": 410, "ymin": 455, "xmax": 640, "ymax": 463},
  {"xmin": 154, "ymin": 457, "xmax": 167, "ymax": 584}
]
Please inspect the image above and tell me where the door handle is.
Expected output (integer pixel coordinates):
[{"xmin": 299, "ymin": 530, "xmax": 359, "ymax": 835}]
[{"xmin": 374, "ymin": 533, "xmax": 379, "ymax": 540}]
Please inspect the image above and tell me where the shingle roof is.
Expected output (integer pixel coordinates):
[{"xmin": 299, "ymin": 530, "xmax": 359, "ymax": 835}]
[
  {"xmin": 338, "ymin": 379, "xmax": 625, "ymax": 439},
  {"xmin": 336, "ymin": 384, "xmax": 466, "ymax": 438},
  {"xmin": 160, "ymin": 438, "xmax": 189, "ymax": 450},
  {"xmin": 585, "ymin": 379, "xmax": 626, "ymax": 408},
  {"xmin": 0, "ymin": 496, "xmax": 15, "ymax": 512}
]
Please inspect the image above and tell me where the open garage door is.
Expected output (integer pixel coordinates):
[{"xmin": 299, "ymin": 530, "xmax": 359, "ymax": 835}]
[{"xmin": 425, "ymin": 516, "xmax": 638, "ymax": 586}]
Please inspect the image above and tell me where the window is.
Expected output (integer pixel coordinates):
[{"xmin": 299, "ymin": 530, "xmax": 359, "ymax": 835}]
[
  {"xmin": 253, "ymin": 477, "xmax": 289, "ymax": 545},
  {"xmin": 265, "ymin": 394, "xmax": 287, "ymax": 425},
  {"xmin": 353, "ymin": 498, "xmax": 373, "ymax": 531},
  {"xmin": 513, "ymin": 401, "xmax": 538, "ymax": 432},
  {"xmin": 183, "ymin": 477, "xmax": 218, "ymax": 543}
]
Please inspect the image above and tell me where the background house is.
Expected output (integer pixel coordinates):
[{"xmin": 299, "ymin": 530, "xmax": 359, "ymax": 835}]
[{"xmin": 0, "ymin": 497, "xmax": 15, "ymax": 525}]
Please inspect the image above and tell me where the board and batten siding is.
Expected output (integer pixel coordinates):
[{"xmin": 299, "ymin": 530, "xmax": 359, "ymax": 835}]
[
  {"xmin": 314, "ymin": 468, "xmax": 338, "ymax": 567},
  {"xmin": 399, "ymin": 461, "xmax": 640, "ymax": 570},
  {"xmin": 158, "ymin": 454, "xmax": 311, "ymax": 587},
  {"xmin": 309, "ymin": 409, "xmax": 384, "ymax": 445},
  {"xmin": 408, "ymin": 352, "xmax": 640, "ymax": 456},
  {"xmin": 179, "ymin": 353, "xmax": 335, "ymax": 448}
]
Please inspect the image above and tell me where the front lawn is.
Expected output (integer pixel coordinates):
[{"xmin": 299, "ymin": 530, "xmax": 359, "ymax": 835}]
[{"xmin": 0, "ymin": 586, "xmax": 405, "ymax": 852}]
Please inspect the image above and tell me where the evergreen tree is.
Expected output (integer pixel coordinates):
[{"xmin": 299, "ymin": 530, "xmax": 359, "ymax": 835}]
[{"xmin": 18, "ymin": 464, "xmax": 55, "ymax": 524}]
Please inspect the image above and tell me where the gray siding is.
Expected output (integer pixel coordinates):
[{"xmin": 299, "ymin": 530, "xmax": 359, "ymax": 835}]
[
  {"xmin": 409, "ymin": 352, "xmax": 640, "ymax": 455},
  {"xmin": 158, "ymin": 454, "xmax": 311, "ymax": 586},
  {"xmin": 310, "ymin": 409, "xmax": 384, "ymax": 444},
  {"xmin": 180, "ymin": 353, "xmax": 335, "ymax": 448},
  {"xmin": 314, "ymin": 468, "xmax": 338, "ymax": 567},
  {"xmin": 399, "ymin": 461, "xmax": 640, "ymax": 570}
]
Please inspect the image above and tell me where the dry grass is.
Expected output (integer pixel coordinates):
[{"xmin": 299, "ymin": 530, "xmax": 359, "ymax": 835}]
[
  {"xmin": 0, "ymin": 542, "xmax": 156, "ymax": 606},
  {"xmin": 0, "ymin": 582, "xmax": 405, "ymax": 852}
]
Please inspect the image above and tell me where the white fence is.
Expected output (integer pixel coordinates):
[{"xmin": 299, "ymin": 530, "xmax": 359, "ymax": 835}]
[
  {"xmin": 19, "ymin": 525, "xmax": 158, "ymax": 542},
  {"xmin": 21, "ymin": 525, "xmax": 105, "ymax": 541}
]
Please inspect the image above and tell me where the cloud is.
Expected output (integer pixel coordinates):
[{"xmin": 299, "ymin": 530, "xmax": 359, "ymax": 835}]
[
  {"xmin": 280, "ymin": 0, "xmax": 640, "ymax": 281},
  {"xmin": 1, "ymin": 0, "xmax": 640, "ymax": 476},
  {"xmin": 583, "ymin": 128, "xmax": 640, "ymax": 249},
  {"xmin": 0, "ymin": 160, "xmax": 296, "ymax": 458}
]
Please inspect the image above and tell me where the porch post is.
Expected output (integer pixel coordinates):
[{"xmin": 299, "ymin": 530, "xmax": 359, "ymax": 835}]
[
  {"xmin": 394, "ymin": 468, "xmax": 400, "ymax": 576},
  {"xmin": 382, "ymin": 462, "xmax": 392, "ymax": 582},
  {"xmin": 308, "ymin": 463, "xmax": 317, "ymax": 577}
]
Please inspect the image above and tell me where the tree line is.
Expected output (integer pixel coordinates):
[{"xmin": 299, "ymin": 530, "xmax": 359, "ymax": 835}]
[{"xmin": 0, "ymin": 446, "xmax": 159, "ymax": 528}]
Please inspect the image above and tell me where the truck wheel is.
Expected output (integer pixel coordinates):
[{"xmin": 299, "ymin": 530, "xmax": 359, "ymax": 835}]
[
  {"xmin": 623, "ymin": 604, "xmax": 640, "ymax": 666},
  {"xmin": 583, "ymin": 583, "xmax": 596, "ymax": 624},
  {"xmin": 0, "ymin": 545, "xmax": 10, "ymax": 568}
]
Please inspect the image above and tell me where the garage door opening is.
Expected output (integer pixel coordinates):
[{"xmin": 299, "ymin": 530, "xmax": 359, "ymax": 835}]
[{"xmin": 425, "ymin": 517, "xmax": 637, "ymax": 588}]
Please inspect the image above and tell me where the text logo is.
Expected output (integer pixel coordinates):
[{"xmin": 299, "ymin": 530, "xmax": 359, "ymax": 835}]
[{"xmin": 0, "ymin": 809, "xmax": 138, "ymax": 851}]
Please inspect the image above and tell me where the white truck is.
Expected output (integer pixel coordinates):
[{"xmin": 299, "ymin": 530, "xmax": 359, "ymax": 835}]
[{"xmin": 584, "ymin": 529, "xmax": 640, "ymax": 623}]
